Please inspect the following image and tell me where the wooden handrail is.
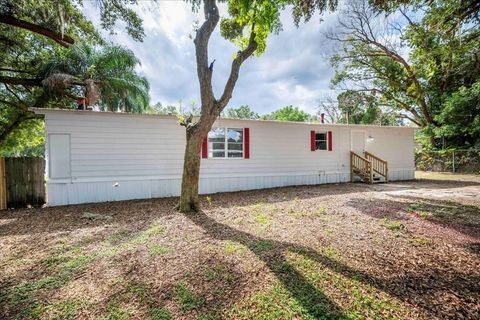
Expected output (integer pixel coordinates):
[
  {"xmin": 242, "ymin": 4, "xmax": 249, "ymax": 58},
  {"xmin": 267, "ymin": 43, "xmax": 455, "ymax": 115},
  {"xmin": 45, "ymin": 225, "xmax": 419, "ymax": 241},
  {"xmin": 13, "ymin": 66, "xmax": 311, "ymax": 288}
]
[
  {"xmin": 350, "ymin": 151, "xmax": 373, "ymax": 183},
  {"xmin": 364, "ymin": 151, "xmax": 388, "ymax": 182},
  {"xmin": 351, "ymin": 151, "xmax": 389, "ymax": 184},
  {"xmin": 351, "ymin": 151, "xmax": 370, "ymax": 163},
  {"xmin": 364, "ymin": 151, "xmax": 386, "ymax": 164}
]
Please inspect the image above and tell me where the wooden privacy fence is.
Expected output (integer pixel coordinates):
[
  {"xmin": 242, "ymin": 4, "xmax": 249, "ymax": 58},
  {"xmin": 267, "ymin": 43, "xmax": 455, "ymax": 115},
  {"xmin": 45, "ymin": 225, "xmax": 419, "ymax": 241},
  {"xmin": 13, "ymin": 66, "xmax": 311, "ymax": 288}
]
[
  {"xmin": 0, "ymin": 157, "xmax": 45, "ymax": 209},
  {"xmin": 0, "ymin": 157, "xmax": 6, "ymax": 210}
]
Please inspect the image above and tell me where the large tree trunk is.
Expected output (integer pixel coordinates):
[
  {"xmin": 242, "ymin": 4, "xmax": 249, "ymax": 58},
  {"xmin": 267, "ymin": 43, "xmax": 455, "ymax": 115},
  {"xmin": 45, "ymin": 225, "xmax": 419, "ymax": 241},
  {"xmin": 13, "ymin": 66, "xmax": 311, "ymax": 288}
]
[
  {"xmin": 178, "ymin": 109, "xmax": 218, "ymax": 213},
  {"xmin": 177, "ymin": 0, "xmax": 257, "ymax": 213},
  {"xmin": 178, "ymin": 128, "xmax": 204, "ymax": 212}
]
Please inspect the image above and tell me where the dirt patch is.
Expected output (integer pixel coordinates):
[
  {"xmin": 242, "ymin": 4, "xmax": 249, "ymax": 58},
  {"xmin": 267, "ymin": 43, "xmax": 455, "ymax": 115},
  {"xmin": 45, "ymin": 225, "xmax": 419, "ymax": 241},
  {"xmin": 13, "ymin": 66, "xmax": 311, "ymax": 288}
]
[{"xmin": 1, "ymin": 179, "xmax": 479, "ymax": 319}]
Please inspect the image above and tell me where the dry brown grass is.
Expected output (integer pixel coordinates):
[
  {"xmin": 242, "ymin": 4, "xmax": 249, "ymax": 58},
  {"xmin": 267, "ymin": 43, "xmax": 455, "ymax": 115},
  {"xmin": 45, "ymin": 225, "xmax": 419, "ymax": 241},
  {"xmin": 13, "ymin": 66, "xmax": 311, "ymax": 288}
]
[
  {"xmin": 1, "ymin": 179, "xmax": 479, "ymax": 319},
  {"xmin": 416, "ymin": 170, "xmax": 480, "ymax": 182}
]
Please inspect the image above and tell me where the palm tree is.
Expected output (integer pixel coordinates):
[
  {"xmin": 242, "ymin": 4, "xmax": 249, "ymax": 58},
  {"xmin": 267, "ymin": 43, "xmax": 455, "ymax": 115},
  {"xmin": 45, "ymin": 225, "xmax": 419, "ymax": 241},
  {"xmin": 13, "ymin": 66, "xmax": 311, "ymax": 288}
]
[{"xmin": 40, "ymin": 43, "xmax": 150, "ymax": 112}]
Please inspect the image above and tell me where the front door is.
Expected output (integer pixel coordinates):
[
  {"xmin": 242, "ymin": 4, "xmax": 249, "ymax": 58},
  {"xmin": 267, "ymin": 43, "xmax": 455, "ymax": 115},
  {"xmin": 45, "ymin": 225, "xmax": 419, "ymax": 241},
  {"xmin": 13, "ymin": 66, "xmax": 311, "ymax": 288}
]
[{"xmin": 351, "ymin": 130, "xmax": 366, "ymax": 155}]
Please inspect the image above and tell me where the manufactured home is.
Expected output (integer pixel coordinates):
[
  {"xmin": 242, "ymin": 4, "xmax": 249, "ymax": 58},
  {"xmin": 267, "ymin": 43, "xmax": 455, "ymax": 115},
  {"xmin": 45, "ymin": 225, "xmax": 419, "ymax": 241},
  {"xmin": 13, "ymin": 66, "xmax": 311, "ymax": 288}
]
[{"xmin": 35, "ymin": 109, "xmax": 415, "ymax": 206}]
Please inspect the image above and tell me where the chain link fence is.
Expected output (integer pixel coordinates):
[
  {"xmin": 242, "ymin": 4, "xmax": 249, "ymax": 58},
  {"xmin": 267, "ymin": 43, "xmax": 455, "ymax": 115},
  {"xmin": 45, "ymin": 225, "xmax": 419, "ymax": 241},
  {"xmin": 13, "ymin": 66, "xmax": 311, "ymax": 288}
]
[{"xmin": 415, "ymin": 149, "xmax": 480, "ymax": 174}]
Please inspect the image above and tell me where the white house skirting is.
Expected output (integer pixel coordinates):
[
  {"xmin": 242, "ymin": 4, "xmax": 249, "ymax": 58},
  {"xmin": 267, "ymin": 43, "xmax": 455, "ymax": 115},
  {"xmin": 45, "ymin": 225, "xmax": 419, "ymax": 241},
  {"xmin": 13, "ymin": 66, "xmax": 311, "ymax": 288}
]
[{"xmin": 46, "ymin": 169, "xmax": 414, "ymax": 206}]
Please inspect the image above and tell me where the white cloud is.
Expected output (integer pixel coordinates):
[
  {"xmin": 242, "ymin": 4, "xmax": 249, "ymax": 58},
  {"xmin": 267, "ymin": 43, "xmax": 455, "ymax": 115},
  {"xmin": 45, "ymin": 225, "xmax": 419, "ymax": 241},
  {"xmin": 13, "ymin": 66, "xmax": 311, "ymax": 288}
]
[
  {"xmin": 82, "ymin": 2, "xmax": 340, "ymax": 115},
  {"xmin": 138, "ymin": 2, "xmax": 192, "ymax": 48}
]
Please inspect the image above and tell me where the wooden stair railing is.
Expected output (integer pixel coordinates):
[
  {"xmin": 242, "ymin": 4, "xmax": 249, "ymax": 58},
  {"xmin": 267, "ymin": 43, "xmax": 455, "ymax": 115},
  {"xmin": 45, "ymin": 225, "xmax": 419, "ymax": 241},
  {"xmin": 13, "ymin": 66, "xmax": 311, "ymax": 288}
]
[
  {"xmin": 364, "ymin": 151, "xmax": 389, "ymax": 183},
  {"xmin": 350, "ymin": 151, "xmax": 373, "ymax": 184}
]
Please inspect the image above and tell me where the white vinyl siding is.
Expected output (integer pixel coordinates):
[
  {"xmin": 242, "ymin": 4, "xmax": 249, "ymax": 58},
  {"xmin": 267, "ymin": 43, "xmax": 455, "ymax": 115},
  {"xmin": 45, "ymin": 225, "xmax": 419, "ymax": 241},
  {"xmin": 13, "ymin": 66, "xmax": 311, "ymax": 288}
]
[{"xmin": 38, "ymin": 109, "xmax": 415, "ymax": 205}]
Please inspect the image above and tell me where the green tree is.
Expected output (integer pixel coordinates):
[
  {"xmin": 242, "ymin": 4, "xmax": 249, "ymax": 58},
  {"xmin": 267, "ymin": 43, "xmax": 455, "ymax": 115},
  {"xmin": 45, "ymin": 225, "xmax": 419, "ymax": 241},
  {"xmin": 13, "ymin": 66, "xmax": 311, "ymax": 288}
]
[
  {"xmin": 151, "ymin": 100, "xmax": 201, "ymax": 116},
  {"xmin": 151, "ymin": 102, "xmax": 179, "ymax": 115},
  {"xmin": 177, "ymin": 0, "xmax": 338, "ymax": 212},
  {"xmin": 41, "ymin": 43, "xmax": 149, "ymax": 112},
  {"xmin": 0, "ymin": 43, "xmax": 149, "ymax": 145},
  {"xmin": 263, "ymin": 105, "xmax": 312, "ymax": 122},
  {"xmin": 329, "ymin": 0, "xmax": 480, "ymax": 147},
  {"xmin": 0, "ymin": 0, "xmax": 148, "ymax": 148},
  {"xmin": 224, "ymin": 105, "xmax": 259, "ymax": 119},
  {"xmin": 434, "ymin": 82, "xmax": 480, "ymax": 148},
  {"xmin": 0, "ymin": 118, "xmax": 44, "ymax": 157},
  {"xmin": 336, "ymin": 91, "xmax": 398, "ymax": 125},
  {"xmin": 0, "ymin": 0, "xmax": 144, "ymax": 45}
]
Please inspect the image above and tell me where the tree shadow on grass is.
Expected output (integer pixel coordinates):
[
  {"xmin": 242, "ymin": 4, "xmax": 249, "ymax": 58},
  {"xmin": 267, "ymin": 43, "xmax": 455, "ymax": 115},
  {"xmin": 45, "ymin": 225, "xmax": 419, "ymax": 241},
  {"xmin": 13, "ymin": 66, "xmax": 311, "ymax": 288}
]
[
  {"xmin": 202, "ymin": 179, "xmax": 480, "ymax": 211},
  {"xmin": 397, "ymin": 195, "xmax": 480, "ymax": 237},
  {"xmin": 184, "ymin": 210, "xmax": 347, "ymax": 319},
  {"xmin": 184, "ymin": 210, "xmax": 480, "ymax": 319},
  {"xmin": 1, "ymin": 179, "xmax": 479, "ymax": 237},
  {"xmin": 2, "ymin": 200, "xmax": 478, "ymax": 319},
  {"xmin": 347, "ymin": 195, "xmax": 480, "ymax": 239}
]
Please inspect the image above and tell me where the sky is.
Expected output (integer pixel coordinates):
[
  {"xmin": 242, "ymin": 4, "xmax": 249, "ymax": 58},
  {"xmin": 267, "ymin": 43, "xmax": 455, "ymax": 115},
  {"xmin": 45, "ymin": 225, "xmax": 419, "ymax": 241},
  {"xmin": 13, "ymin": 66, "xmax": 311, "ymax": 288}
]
[{"xmin": 83, "ymin": 1, "xmax": 341, "ymax": 115}]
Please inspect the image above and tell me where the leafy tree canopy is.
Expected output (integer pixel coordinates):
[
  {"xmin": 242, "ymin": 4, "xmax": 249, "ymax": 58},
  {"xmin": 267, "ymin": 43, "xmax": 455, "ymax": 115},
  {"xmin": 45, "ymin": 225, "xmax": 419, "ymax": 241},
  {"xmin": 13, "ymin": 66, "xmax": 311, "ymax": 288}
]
[
  {"xmin": 178, "ymin": 0, "xmax": 339, "ymax": 211},
  {"xmin": 41, "ymin": 43, "xmax": 150, "ymax": 112},
  {"xmin": 329, "ymin": 0, "xmax": 480, "ymax": 149},
  {"xmin": 263, "ymin": 105, "xmax": 313, "ymax": 122},
  {"xmin": 0, "ymin": 0, "xmax": 144, "ymax": 45},
  {"xmin": 189, "ymin": 0, "xmax": 338, "ymax": 56},
  {"xmin": 224, "ymin": 105, "xmax": 260, "ymax": 119},
  {"xmin": 151, "ymin": 102, "xmax": 180, "ymax": 116},
  {"xmin": 434, "ymin": 82, "xmax": 480, "ymax": 148},
  {"xmin": 151, "ymin": 100, "xmax": 200, "ymax": 116},
  {"xmin": 0, "ymin": 0, "xmax": 149, "ymax": 152},
  {"xmin": 0, "ymin": 119, "xmax": 44, "ymax": 157},
  {"xmin": 318, "ymin": 91, "xmax": 400, "ymax": 125}
]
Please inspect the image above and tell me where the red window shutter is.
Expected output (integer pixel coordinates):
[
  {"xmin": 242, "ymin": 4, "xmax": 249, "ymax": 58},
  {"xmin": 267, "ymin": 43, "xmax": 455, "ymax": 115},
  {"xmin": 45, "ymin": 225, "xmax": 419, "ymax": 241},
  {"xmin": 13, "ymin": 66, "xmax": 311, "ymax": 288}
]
[
  {"xmin": 202, "ymin": 136, "xmax": 208, "ymax": 158},
  {"xmin": 328, "ymin": 131, "xmax": 333, "ymax": 151},
  {"xmin": 310, "ymin": 130, "xmax": 315, "ymax": 151},
  {"xmin": 244, "ymin": 128, "xmax": 250, "ymax": 159}
]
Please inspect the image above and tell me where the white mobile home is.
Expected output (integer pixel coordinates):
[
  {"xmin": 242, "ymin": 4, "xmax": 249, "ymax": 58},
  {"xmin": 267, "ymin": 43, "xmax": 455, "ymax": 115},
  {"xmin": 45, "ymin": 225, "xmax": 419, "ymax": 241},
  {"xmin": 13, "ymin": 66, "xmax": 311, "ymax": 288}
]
[{"xmin": 36, "ymin": 109, "xmax": 415, "ymax": 206}]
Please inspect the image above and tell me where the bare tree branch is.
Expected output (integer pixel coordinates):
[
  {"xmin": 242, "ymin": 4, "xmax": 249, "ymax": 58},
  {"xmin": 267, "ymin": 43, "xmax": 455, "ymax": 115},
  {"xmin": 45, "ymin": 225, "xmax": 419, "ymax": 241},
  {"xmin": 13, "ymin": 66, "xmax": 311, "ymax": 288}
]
[
  {"xmin": 193, "ymin": 0, "xmax": 220, "ymax": 112},
  {"xmin": 0, "ymin": 67, "xmax": 33, "ymax": 74},
  {"xmin": 332, "ymin": 2, "xmax": 434, "ymax": 125},
  {"xmin": 398, "ymin": 113, "xmax": 422, "ymax": 126},
  {"xmin": 0, "ymin": 75, "xmax": 42, "ymax": 87},
  {"xmin": 218, "ymin": 25, "xmax": 258, "ymax": 109},
  {"xmin": 0, "ymin": 14, "xmax": 74, "ymax": 47}
]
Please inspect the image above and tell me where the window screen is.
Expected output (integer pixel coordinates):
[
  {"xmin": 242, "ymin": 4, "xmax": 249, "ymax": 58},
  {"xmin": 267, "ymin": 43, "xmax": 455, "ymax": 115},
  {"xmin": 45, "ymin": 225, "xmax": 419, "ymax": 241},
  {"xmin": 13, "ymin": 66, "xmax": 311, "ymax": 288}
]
[
  {"xmin": 227, "ymin": 128, "xmax": 243, "ymax": 158},
  {"xmin": 208, "ymin": 127, "xmax": 244, "ymax": 158},
  {"xmin": 208, "ymin": 128, "xmax": 225, "ymax": 158},
  {"xmin": 315, "ymin": 132, "xmax": 328, "ymax": 150}
]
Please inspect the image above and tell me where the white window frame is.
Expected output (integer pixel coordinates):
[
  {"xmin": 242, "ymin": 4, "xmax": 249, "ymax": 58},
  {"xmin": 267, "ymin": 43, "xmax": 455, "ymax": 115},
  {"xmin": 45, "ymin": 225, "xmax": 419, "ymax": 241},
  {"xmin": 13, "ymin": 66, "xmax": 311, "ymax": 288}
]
[
  {"xmin": 314, "ymin": 131, "xmax": 328, "ymax": 151},
  {"xmin": 208, "ymin": 127, "xmax": 245, "ymax": 159}
]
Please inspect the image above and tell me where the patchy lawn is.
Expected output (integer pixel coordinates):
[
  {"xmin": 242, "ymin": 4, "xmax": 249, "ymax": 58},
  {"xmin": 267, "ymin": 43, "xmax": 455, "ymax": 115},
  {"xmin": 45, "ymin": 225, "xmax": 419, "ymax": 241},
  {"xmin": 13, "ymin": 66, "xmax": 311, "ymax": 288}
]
[
  {"xmin": 416, "ymin": 170, "xmax": 480, "ymax": 182},
  {"xmin": 1, "ymin": 177, "xmax": 479, "ymax": 319}
]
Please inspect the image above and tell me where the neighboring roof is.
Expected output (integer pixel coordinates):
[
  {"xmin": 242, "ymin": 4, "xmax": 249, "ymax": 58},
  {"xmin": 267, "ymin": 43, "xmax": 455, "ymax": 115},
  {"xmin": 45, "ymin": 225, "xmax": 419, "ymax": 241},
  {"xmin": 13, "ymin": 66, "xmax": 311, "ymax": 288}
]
[{"xmin": 32, "ymin": 108, "xmax": 418, "ymax": 130}]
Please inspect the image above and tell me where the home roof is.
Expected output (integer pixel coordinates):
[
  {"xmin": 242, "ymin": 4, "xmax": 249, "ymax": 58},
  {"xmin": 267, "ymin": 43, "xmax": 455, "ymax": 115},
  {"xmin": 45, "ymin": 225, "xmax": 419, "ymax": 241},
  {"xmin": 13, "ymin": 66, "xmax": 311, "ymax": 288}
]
[{"xmin": 32, "ymin": 108, "xmax": 417, "ymax": 130}]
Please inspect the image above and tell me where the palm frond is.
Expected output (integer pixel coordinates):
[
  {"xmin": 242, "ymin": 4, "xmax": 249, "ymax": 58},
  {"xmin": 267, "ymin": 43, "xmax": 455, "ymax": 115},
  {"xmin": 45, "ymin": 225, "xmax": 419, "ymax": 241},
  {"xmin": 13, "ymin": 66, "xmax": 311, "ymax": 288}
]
[{"xmin": 37, "ymin": 42, "xmax": 150, "ymax": 109}]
